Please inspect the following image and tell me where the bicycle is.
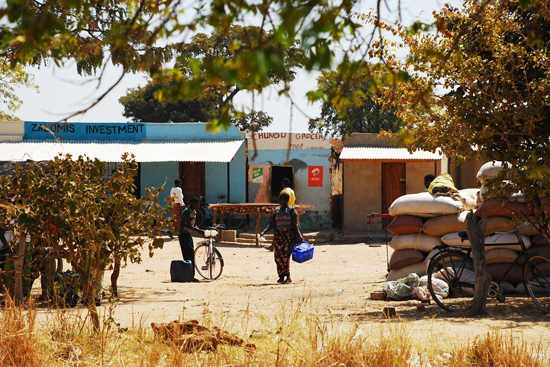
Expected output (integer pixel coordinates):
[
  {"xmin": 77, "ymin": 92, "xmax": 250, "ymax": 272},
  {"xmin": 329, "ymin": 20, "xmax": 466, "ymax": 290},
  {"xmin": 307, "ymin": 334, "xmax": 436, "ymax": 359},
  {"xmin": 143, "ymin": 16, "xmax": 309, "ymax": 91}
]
[
  {"xmin": 195, "ymin": 195, "xmax": 245, "ymax": 229},
  {"xmin": 194, "ymin": 224, "xmax": 225, "ymax": 280},
  {"xmin": 426, "ymin": 224, "xmax": 550, "ymax": 314}
]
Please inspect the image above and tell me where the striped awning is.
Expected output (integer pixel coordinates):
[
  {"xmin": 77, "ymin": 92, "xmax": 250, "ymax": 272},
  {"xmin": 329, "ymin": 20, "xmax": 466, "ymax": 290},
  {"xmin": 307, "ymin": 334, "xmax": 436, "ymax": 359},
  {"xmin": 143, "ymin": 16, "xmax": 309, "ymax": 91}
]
[
  {"xmin": 340, "ymin": 146, "xmax": 442, "ymax": 161},
  {"xmin": 0, "ymin": 139, "xmax": 244, "ymax": 163}
]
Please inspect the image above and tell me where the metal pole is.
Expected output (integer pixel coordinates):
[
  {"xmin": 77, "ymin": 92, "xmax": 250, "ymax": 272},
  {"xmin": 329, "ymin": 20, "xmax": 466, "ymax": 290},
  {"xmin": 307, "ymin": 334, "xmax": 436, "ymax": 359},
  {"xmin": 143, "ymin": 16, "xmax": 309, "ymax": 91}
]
[{"xmin": 227, "ymin": 161, "xmax": 231, "ymax": 203}]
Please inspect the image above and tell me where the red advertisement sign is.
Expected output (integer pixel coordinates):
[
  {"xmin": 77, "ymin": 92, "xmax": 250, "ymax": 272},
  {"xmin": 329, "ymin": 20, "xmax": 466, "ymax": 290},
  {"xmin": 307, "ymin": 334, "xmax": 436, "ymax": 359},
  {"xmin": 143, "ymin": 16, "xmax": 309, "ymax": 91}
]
[{"xmin": 308, "ymin": 166, "xmax": 323, "ymax": 187}]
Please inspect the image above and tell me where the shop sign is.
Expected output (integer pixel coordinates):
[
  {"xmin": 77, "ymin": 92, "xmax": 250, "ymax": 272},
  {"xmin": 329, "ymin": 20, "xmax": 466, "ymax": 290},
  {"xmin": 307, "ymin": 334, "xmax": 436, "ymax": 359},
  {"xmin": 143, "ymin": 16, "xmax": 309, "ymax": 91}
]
[
  {"xmin": 24, "ymin": 122, "xmax": 146, "ymax": 141},
  {"xmin": 252, "ymin": 167, "xmax": 264, "ymax": 183},
  {"xmin": 308, "ymin": 166, "xmax": 323, "ymax": 187}
]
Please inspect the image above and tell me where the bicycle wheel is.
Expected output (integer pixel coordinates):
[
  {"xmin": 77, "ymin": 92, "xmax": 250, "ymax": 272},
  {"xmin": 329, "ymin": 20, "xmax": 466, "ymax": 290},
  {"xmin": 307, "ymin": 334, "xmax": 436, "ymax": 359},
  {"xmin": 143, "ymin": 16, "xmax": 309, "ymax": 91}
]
[
  {"xmin": 523, "ymin": 254, "xmax": 550, "ymax": 314},
  {"xmin": 223, "ymin": 213, "xmax": 245, "ymax": 229},
  {"xmin": 194, "ymin": 243, "xmax": 224, "ymax": 280},
  {"xmin": 427, "ymin": 250, "xmax": 475, "ymax": 312},
  {"xmin": 195, "ymin": 208, "xmax": 205, "ymax": 228}
]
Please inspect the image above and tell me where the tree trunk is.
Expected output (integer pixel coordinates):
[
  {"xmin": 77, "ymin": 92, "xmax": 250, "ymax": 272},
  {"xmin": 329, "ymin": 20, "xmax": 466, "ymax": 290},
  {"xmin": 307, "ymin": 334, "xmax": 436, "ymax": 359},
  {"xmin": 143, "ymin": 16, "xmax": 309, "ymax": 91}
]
[
  {"xmin": 466, "ymin": 212, "xmax": 490, "ymax": 316},
  {"xmin": 111, "ymin": 259, "xmax": 120, "ymax": 297},
  {"xmin": 13, "ymin": 235, "xmax": 27, "ymax": 304}
]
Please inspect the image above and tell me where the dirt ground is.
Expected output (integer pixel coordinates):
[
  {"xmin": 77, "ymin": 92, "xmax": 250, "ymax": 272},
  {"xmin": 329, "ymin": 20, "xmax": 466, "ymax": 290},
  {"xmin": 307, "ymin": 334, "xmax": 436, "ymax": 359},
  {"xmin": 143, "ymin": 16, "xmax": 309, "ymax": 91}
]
[{"xmin": 35, "ymin": 236, "xmax": 550, "ymax": 348}]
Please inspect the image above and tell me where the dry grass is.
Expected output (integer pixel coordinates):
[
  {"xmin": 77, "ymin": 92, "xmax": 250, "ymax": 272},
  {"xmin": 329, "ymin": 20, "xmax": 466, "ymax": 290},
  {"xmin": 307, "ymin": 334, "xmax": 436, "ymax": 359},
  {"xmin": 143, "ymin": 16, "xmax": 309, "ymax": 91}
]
[{"xmin": 0, "ymin": 297, "xmax": 548, "ymax": 367}]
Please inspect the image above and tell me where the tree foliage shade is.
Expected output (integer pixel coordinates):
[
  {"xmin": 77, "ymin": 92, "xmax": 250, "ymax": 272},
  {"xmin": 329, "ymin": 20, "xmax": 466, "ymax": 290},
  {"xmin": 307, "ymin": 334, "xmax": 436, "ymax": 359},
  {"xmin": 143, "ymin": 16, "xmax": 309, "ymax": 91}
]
[
  {"xmin": 309, "ymin": 63, "xmax": 404, "ymax": 139},
  {"xmin": 120, "ymin": 25, "xmax": 281, "ymax": 132},
  {"xmin": 119, "ymin": 81, "xmax": 214, "ymax": 123},
  {"xmin": 377, "ymin": 0, "xmax": 550, "ymax": 234},
  {"xmin": 0, "ymin": 58, "xmax": 37, "ymax": 120},
  {"xmin": 0, "ymin": 0, "xmax": 359, "ymax": 129},
  {"xmin": 0, "ymin": 154, "xmax": 168, "ymax": 328}
]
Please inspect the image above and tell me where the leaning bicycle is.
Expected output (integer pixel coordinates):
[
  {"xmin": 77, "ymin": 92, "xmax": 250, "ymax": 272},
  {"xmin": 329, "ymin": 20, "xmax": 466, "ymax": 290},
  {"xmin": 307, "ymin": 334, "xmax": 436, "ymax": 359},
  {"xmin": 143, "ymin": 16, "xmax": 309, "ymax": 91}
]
[
  {"xmin": 195, "ymin": 195, "xmax": 245, "ymax": 229},
  {"xmin": 427, "ymin": 224, "xmax": 550, "ymax": 314},
  {"xmin": 194, "ymin": 225, "xmax": 225, "ymax": 280}
]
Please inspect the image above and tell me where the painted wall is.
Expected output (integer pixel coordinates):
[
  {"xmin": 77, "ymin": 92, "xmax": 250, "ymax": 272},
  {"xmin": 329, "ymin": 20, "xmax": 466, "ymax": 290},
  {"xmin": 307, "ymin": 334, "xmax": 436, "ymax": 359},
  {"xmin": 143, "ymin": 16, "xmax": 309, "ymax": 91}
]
[
  {"xmin": 405, "ymin": 161, "xmax": 440, "ymax": 194},
  {"xmin": 140, "ymin": 161, "xmax": 179, "ymax": 204},
  {"xmin": 0, "ymin": 121, "xmax": 24, "ymax": 141},
  {"xmin": 248, "ymin": 132, "xmax": 332, "ymax": 228},
  {"xmin": 146, "ymin": 122, "xmax": 243, "ymax": 140},
  {"xmin": 204, "ymin": 142, "xmax": 247, "ymax": 204},
  {"xmin": 343, "ymin": 161, "xmax": 382, "ymax": 233},
  {"xmin": 343, "ymin": 160, "xmax": 441, "ymax": 233},
  {"xmin": 20, "ymin": 122, "xmax": 247, "ymax": 206}
]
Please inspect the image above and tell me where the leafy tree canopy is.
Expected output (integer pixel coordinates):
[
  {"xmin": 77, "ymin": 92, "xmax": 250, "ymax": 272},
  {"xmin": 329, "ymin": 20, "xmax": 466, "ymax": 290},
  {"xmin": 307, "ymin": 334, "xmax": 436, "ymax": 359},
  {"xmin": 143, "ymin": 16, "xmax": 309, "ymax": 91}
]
[
  {"xmin": 0, "ymin": 0, "xmax": 542, "ymax": 130},
  {"xmin": 376, "ymin": 0, "xmax": 550, "ymax": 230},
  {"xmin": 309, "ymin": 62, "xmax": 404, "ymax": 139},
  {"xmin": 120, "ymin": 25, "xmax": 281, "ymax": 131},
  {"xmin": 0, "ymin": 0, "xmax": 364, "ymax": 128},
  {"xmin": 0, "ymin": 58, "xmax": 38, "ymax": 120},
  {"xmin": 0, "ymin": 154, "xmax": 168, "ymax": 328},
  {"xmin": 119, "ymin": 80, "xmax": 215, "ymax": 123}
]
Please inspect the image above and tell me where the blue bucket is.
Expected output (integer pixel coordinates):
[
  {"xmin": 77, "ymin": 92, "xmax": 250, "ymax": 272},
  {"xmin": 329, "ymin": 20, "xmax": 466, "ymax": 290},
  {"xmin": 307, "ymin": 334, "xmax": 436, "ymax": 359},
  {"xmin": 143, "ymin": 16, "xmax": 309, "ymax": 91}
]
[{"xmin": 292, "ymin": 241, "xmax": 314, "ymax": 263}]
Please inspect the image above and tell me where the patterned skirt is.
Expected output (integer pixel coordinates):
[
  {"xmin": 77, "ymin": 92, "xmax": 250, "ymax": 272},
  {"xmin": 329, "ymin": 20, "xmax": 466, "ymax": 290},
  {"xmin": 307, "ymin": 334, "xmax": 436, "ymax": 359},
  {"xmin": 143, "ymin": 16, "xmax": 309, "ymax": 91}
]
[
  {"xmin": 273, "ymin": 227, "xmax": 295, "ymax": 276},
  {"xmin": 172, "ymin": 203, "xmax": 184, "ymax": 232}
]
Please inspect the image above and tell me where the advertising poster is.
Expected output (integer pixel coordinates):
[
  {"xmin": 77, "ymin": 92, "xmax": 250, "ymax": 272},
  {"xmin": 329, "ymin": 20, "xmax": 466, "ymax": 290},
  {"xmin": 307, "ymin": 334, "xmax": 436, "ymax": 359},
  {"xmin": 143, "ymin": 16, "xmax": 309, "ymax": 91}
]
[
  {"xmin": 308, "ymin": 166, "xmax": 323, "ymax": 187},
  {"xmin": 252, "ymin": 167, "xmax": 264, "ymax": 183}
]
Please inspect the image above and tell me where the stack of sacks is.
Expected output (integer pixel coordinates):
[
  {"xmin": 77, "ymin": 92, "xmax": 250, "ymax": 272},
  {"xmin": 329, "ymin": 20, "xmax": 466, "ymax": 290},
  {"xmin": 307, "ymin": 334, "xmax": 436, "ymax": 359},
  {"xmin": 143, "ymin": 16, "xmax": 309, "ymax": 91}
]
[
  {"xmin": 386, "ymin": 191, "xmax": 473, "ymax": 281},
  {"xmin": 461, "ymin": 161, "xmax": 543, "ymax": 294}
]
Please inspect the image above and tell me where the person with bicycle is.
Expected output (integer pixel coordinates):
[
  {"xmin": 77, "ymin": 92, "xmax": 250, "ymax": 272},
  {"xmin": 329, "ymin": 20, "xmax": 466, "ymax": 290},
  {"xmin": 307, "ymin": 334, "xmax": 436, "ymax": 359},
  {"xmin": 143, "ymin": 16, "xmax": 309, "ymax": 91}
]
[
  {"xmin": 178, "ymin": 197, "xmax": 203, "ymax": 282},
  {"xmin": 260, "ymin": 192, "xmax": 304, "ymax": 284}
]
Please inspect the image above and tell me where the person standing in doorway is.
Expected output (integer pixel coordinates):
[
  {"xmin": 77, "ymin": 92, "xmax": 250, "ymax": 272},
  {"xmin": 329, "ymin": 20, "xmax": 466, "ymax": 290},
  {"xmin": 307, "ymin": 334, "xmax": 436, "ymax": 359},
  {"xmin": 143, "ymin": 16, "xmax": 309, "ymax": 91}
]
[
  {"xmin": 260, "ymin": 192, "xmax": 304, "ymax": 284},
  {"xmin": 170, "ymin": 179, "xmax": 185, "ymax": 237},
  {"xmin": 178, "ymin": 197, "xmax": 202, "ymax": 282}
]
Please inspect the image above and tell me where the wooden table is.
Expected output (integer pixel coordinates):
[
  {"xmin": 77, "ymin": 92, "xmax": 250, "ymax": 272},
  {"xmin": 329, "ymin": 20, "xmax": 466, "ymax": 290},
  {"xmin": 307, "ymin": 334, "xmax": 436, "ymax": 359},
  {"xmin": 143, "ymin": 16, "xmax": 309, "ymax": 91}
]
[{"xmin": 208, "ymin": 203, "xmax": 314, "ymax": 246}]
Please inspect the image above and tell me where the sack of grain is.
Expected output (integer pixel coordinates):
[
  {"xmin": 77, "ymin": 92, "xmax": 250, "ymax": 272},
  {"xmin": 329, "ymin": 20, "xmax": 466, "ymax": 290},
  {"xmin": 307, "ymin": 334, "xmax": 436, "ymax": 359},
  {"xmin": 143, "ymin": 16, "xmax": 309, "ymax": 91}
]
[
  {"xmin": 441, "ymin": 232, "xmax": 470, "ymax": 248},
  {"xmin": 389, "ymin": 249, "xmax": 425, "ymax": 270},
  {"xmin": 485, "ymin": 232, "xmax": 532, "ymax": 251},
  {"xmin": 387, "ymin": 262, "xmax": 426, "ymax": 282},
  {"xmin": 518, "ymin": 224, "xmax": 540, "ymax": 236},
  {"xmin": 386, "ymin": 215, "xmax": 423, "ymax": 235},
  {"xmin": 423, "ymin": 214, "xmax": 466, "ymax": 237},
  {"xmin": 477, "ymin": 161, "xmax": 505, "ymax": 182},
  {"xmin": 532, "ymin": 235, "xmax": 550, "ymax": 246},
  {"xmin": 476, "ymin": 200, "xmax": 529, "ymax": 218},
  {"xmin": 388, "ymin": 192, "xmax": 463, "ymax": 218},
  {"xmin": 485, "ymin": 216, "xmax": 514, "ymax": 236},
  {"xmin": 487, "ymin": 263, "xmax": 523, "ymax": 283},
  {"xmin": 390, "ymin": 233, "xmax": 441, "ymax": 252},
  {"xmin": 485, "ymin": 248, "xmax": 518, "ymax": 265},
  {"xmin": 529, "ymin": 244, "xmax": 550, "ymax": 259},
  {"xmin": 459, "ymin": 189, "xmax": 480, "ymax": 210}
]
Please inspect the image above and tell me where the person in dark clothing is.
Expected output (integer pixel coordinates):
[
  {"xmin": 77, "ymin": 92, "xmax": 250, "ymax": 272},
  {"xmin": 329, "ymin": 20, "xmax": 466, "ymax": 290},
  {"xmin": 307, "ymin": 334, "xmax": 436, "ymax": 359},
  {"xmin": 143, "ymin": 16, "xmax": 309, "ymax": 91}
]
[{"xmin": 178, "ymin": 197, "xmax": 203, "ymax": 282}]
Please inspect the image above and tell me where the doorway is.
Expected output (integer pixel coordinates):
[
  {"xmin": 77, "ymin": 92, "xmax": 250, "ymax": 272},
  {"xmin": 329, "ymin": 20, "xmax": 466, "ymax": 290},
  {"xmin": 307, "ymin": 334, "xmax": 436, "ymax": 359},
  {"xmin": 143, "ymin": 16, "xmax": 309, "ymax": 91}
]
[
  {"xmin": 382, "ymin": 162, "xmax": 406, "ymax": 226},
  {"xmin": 271, "ymin": 165, "xmax": 294, "ymax": 203},
  {"xmin": 179, "ymin": 162, "xmax": 205, "ymax": 202}
]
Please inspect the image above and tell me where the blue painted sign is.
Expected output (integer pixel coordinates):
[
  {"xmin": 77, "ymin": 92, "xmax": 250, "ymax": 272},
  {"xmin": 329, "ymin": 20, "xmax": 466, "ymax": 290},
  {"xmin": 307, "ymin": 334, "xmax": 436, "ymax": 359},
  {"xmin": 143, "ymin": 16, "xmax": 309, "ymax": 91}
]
[{"xmin": 24, "ymin": 122, "xmax": 146, "ymax": 141}]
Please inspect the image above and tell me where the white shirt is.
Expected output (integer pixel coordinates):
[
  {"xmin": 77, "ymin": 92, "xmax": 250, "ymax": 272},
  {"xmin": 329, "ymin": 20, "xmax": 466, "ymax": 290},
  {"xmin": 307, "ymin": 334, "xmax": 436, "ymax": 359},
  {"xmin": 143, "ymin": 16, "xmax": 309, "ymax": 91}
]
[{"xmin": 170, "ymin": 187, "xmax": 184, "ymax": 206}]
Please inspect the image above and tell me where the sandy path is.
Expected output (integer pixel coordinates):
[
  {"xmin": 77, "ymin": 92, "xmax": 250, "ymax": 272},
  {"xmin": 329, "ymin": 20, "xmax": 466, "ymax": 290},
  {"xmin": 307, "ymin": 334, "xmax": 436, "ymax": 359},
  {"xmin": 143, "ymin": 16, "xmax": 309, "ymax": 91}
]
[{"xmin": 36, "ymin": 237, "xmax": 550, "ymax": 348}]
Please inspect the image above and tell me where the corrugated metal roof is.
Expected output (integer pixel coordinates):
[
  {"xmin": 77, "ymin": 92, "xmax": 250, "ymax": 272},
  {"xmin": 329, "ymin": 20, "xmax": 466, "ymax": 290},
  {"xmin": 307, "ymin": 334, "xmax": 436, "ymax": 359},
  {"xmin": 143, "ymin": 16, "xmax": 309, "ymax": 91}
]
[
  {"xmin": 339, "ymin": 146, "xmax": 442, "ymax": 161},
  {"xmin": 0, "ymin": 140, "xmax": 244, "ymax": 163}
]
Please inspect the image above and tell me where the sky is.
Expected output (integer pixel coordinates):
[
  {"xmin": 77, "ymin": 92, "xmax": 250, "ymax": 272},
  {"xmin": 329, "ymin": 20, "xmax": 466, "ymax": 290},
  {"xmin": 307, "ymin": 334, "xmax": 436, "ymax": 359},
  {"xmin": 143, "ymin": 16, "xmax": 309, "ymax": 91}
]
[{"xmin": 12, "ymin": 0, "xmax": 462, "ymax": 133}]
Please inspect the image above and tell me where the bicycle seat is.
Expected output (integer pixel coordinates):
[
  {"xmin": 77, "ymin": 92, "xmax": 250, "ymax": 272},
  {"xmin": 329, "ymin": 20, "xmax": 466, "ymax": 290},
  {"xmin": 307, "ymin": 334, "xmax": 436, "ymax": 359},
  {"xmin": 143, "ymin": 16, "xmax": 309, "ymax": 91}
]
[
  {"xmin": 217, "ymin": 195, "xmax": 226, "ymax": 200},
  {"xmin": 209, "ymin": 224, "xmax": 226, "ymax": 230},
  {"xmin": 458, "ymin": 230, "xmax": 469, "ymax": 242}
]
